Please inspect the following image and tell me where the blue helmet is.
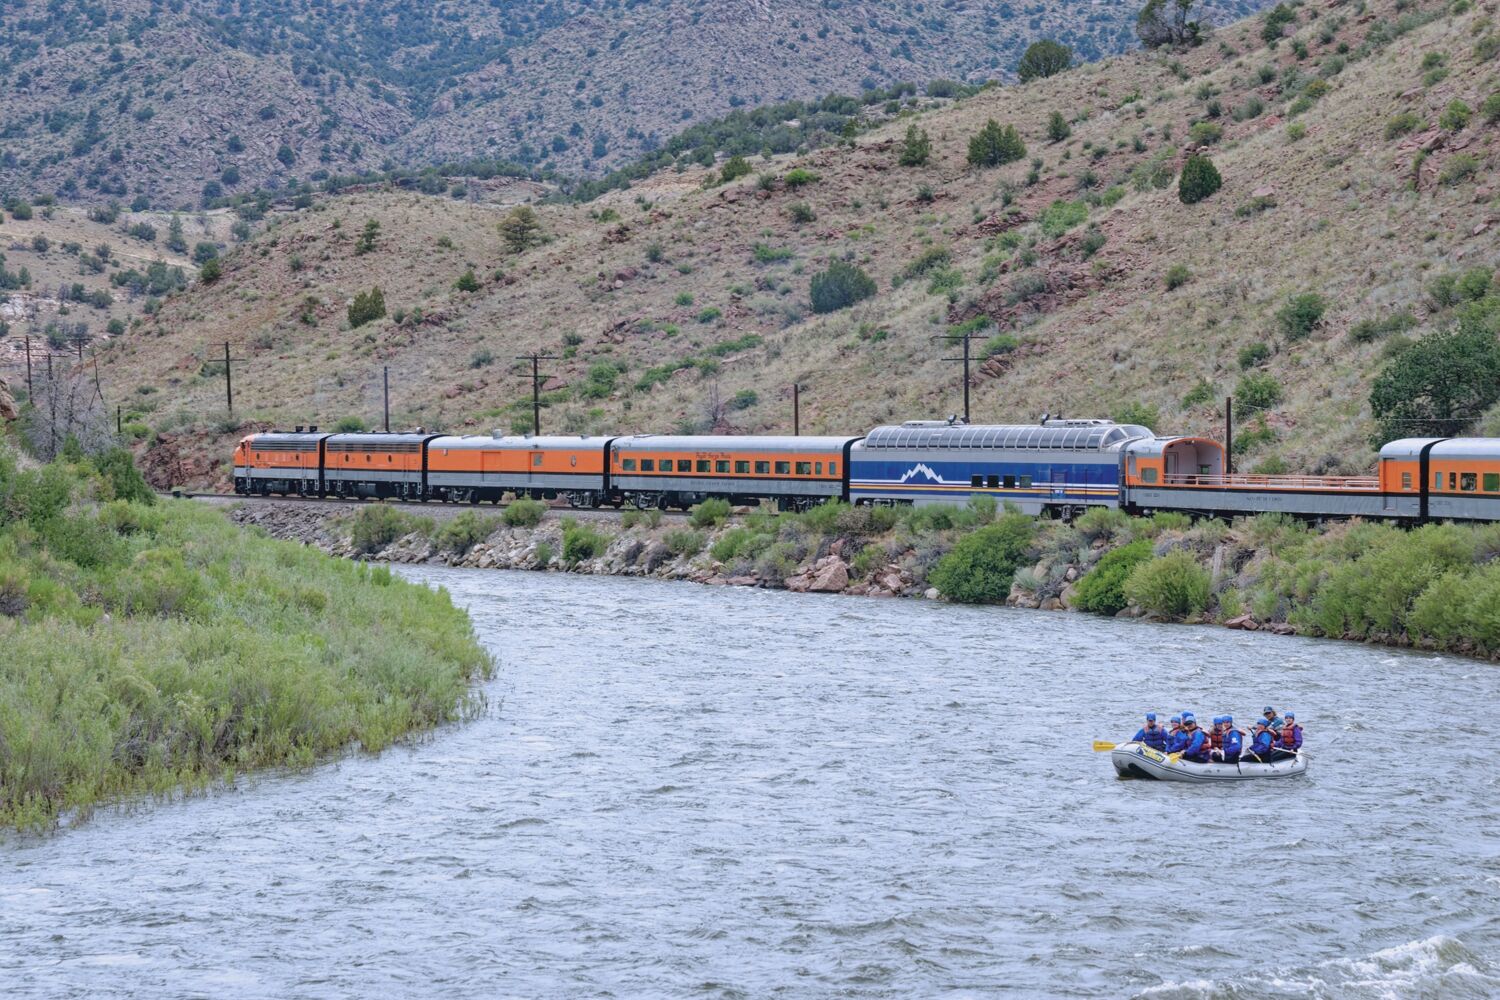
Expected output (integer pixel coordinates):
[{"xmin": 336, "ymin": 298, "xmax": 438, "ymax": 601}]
[
  {"xmin": 1182, "ymin": 711, "xmax": 1196, "ymax": 723},
  {"xmin": 1146, "ymin": 712, "xmax": 1157, "ymax": 721},
  {"xmin": 1224, "ymin": 715, "xmax": 1233, "ymax": 725},
  {"xmin": 1284, "ymin": 712, "xmax": 1295, "ymax": 720},
  {"xmin": 1255, "ymin": 717, "xmax": 1270, "ymax": 727},
  {"xmin": 1169, "ymin": 715, "xmax": 1181, "ymax": 724}
]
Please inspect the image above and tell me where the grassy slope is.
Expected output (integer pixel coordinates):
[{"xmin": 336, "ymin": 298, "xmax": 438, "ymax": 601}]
[
  {"xmin": 0, "ymin": 445, "xmax": 493, "ymax": 831},
  {"xmin": 96, "ymin": 0, "xmax": 1499, "ymax": 482}
]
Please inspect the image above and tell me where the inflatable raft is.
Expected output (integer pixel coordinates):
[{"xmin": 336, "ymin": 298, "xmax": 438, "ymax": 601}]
[{"xmin": 1111, "ymin": 741, "xmax": 1308, "ymax": 782}]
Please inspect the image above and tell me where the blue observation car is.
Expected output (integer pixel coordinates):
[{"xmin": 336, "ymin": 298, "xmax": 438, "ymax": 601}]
[{"xmin": 847, "ymin": 418, "xmax": 1153, "ymax": 516}]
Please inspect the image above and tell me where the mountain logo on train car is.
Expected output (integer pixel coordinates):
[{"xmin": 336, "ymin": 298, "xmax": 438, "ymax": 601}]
[{"xmin": 897, "ymin": 463, "xmax": 946, "ymax": 484}]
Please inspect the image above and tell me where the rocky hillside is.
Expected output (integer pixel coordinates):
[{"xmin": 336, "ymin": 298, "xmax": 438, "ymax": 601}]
[
  {"xmin": 0, "ymin": 0, "xmax": 1266, "ymax": 205},
  {"xmin": 83, "ymin": 0, "xmax": 1500, "ymax": 484}
]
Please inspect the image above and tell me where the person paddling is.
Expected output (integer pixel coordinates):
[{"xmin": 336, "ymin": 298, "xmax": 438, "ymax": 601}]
[
  {"xmin": 1178, "ymin": 713, "xmax": 1210, "ymax": 762},
  {"xmin": 1245, "ymin": 718, "xmax": 1276, "ymax": 761},
  {"xmin": 1133, "ymin": 712, "xmax": 1168, "ymax": 751},
  {"xmin": 1271, "ymin": 712, "xmax": 1302, "ymax": 760}
]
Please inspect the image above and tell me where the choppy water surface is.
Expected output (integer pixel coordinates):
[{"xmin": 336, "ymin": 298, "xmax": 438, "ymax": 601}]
[{"xmin": 5, "ymin": 569, "xmax": 1500, "ymax": 999}]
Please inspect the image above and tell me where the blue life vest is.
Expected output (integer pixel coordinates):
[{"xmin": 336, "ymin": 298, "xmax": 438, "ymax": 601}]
[{"xmin": 1134, "ymin": 724, "xmax": 1168, "ymax": 751}]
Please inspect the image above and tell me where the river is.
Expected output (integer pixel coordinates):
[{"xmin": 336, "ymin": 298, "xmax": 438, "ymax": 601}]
[{"xmin": 4, "ymin": 567, "xmax": 1500, "ymax": 998}]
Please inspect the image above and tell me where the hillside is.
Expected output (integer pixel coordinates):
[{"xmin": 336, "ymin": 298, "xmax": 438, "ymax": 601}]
[
  {"xmin": 77, "ymin": 0, "xmax": 1500, "ymax": 488},
  {"xmin": 0, "ymin": 0, "xmax": 1265, "ymax": 206}
]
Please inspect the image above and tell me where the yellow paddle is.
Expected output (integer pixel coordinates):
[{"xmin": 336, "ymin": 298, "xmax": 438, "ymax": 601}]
[{"xmin": 1094, "ymin": 740, "xmax": 1183, "ymax": 763}]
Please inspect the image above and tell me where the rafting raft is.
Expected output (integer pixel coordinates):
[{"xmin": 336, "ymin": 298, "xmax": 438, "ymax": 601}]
[{"xmin": 1111, "ymin": 741, "xmax": 1308, "ymax": 782}]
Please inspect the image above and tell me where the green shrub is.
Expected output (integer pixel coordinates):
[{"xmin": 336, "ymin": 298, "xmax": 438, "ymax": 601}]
[
  {"xmin": 1039, "ymin": 199, "xmax": 1089, "ymax": 237},
  {"xmin": 720, "ymin": 155, "xmax": 752, "ymax": 183},
  {"xmin": 1439, "ymin": 154, "xmax": 1479, "ymax": 185},
  {"xmin": 810, "ymin": 260, "xmax": 877, "ymax": 314},
  {"xmin": 690, "ymin": 498, "xmax": 732, "ymax": 527},
  {"xmin": 1236, "ymin": 372, "xmax": 1284, "ymax": 410},
  {"xmin": 621, "ymin": 508, "xmax": 663, "ymax": 530},
  {"xmin": 1076, "ymin": 506, "xmax": 1131, "ymax": 541},
  {"xmin": 347, "ymin": 286, "xmax": 386, "ymax": 328},
  {"xmin": 333, "ymin": 416, "xmax": 366, "ymax": 433},
  {"xmin": 1349, "ymin": 310, "xmax": 1417, "ymax": 343},
  {"xmin": 435, "ymin": 511, "xmax": 500, "ymax": 555},
  {"xmin": 454, "ymin": 268, "xmax": 479, "ymax": 292},
  {"xmin": 1113, "ymin": 402, "xmax": 1159, "ymax": 428},
  {"xmin": 1439, "ymin": 99, "xmax": 1472, "ymax": 131},
  {"xmin": 928, "ymin": 514, "xmax": 1035, "ymax": 603},
  {"xmin": 1188, "ymin": 121, "xmax": 1223, "ymax": 146},
  {"xmin": 664, "ymin": 529, "xmax": 705, "ymax": 557},
  {"xmin": 1277, "ymin": 292, "xmax": 1327, "ymax": 340},
  {"xmin": 561, "ymin": 520, "xmax": 608, "ymax": 563},
  {"xmin": 1123, "ymin": 550, "xmax": 1211, "ymax": 619},
  {"xmin": 696, "ymin": 307, "xmax": 722, "ymax": 324},
  {"xmin": 1178, "ymin": 155, "xmax": 1222, "ymax": 204},
  {"xmin": 1047, "ymin": 111, "xmax": 1071, "ymax": 142},
  {"xmin": 967, "ymin": 120, "xmax": 1026, "ymax": 168},
  {"xmin": 1370, "ymin": 315, "xmax": 1500, "ymax": 444},
  {"xmin": 1483, "ymin": 92, "xmax": 1500, "ymax": 124},
  {"xmin": 1164, "ymin": 264, "xmax": 1192, "ymax": 290},
  {"xmin": 784, "ymin": 167, "xmax": 820, "ymax": 188},
  {"xmin": 1073, "ymin": 539, "xmax": 1153, "ymax": 615},
  {"xmin": 533, "ymin": 540, "xmax": 553, "ymax": 567},
  {"xmin": 903, "ymin": 246, "xmax": 952, "ymax": 279},
  {"xmin": 1238, "ymin": 342, "xmax": 1272, "ymax": 368},
  {"xmin": 93, "ymin": 449, "xmax": 155, "ymax": 505},
  {"xmin": 1385, "ymin": 112, "xmax": 1424, "ymax": 139},
  {"xmin": 981, "ymin": 334, "xmax": 1019, "ymax": 357},
  {"xmin": 348, "ymin": 505, "xmax": 431, "ymax": 554},
  {"xmin": 788, "ymin": 201, "xmax": 816, "ymax": 224},
  {"xmin": 502, "ymin": 498, "xmax": 547, "ymax": 527}
]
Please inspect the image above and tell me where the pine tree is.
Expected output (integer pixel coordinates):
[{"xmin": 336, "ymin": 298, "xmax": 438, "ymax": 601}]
[
  {"xmin": 1017, "ymin": 40, "xmax": 1072, "ymax": 82},
  {"xmin": 165, "ymin": 214, "xmax": 187, "ymax": 254},
  {"xmin": 967, "ymin": 120, "xmax": 1026, "ymax": 168},
  {"xmin": 898, "ymin": 124, "xmax": 932, "ymax": 166},
  {"xmin": 1047, "ymin": 111, "xmax": 1071, "ymax": 143},
  {"xmin": 499, "ymin": 206, "xmax": 545, "ymax": 254}
]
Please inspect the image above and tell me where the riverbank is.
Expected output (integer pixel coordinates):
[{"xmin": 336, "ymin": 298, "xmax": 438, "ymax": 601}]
[
  {"xmin": 0, "ymin": 448, "xmax": 493, "ymax": 832},
  {"xmin": 228, "ymin": 497, "xmax": 1500, "ymax": 661}
]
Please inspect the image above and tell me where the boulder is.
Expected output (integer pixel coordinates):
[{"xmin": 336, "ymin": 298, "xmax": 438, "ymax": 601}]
[
  {"xmin": 808, "ymin": 558, "xmax": 849, "ymax": 593},
  {"xmin": 1224, "ymin": 614, "xmax": 1260, "ymax": 631},
  {"xmin": 784, "ymin": 572, "xmax": 812, "ymax": 593},
  {"xmin": 0, "ymin": 377, "xmax": 16, "ymax": 421},
  {"xmin": 637, "ymin": 540, "xmax": 672, "ymax": 572},
  {"xmin": 924, "ymin": 587, "xmax": 941, "ymax": 600}
]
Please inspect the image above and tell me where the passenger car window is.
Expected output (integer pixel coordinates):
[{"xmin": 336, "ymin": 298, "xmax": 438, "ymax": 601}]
[
  {"xmin": 795, "ymin": 462, "xmax": 811, "ymax": 475},
  {"xmin": 735, "ymin": 461, "xmax": 749, "ymax": 474},
  {"xmin": 815, "ymin": 462, "xmax": 823, "ymax": 475},
  {"xmin": 828, "ymin": 462, "xmax": 838, "ymax": 476},
  {"xmin": 1461, "ymin": 472, "xmax": 1478, "ymax": 492},
  {"xmin": 697, "ymin": 460, "xmax": 711, "ymax": 473},
  {"xmin": 1486, "ymin": 473, "xmax": 1500, "ymax": 492},
  {"xmin": 1020, "ymin": 475, "xmax": 1033, "ymax": 488},
  {"xmin": 1004, "ymin": 475, "xmax": 1015, "ymax": 489},
  {"xmin": 641, "ymin": 459, "xmax": 654, "ymax": 471},
  {"xmin": 987, "ymin": 475, "xmax": 1000, "ymax": 488},
  {"xmin": 622, "ymin": 459, "xmax": 636, "ymax": 471},
  {"xmin": 755, "ymin": 461, "xmax": 769, "ymax": 474},
  {"xmin": 716, "ymin": 460, "xmax": 730, "ymax": 473},
  {"xmin": 1141, "ymin": 469, "xmax": 1157, "ymax": 484},
  {"xmin": 775, "ymin": 461, "xmax": 790, "ymax": 474},
  {"xmin": 971, "ymin": 475, "xmax": 983, "ymax": 487},
  {"xmin": 1435, "ymin": 472, "xmax": 1443, "ymax": 490},
  {"xmin": 1449, "ymin": 472, "xmax": 1457, "ymax": 491},
  {"xmin": 1401, "ymin": 472, "xmax": 1412, "ymax": 490}
]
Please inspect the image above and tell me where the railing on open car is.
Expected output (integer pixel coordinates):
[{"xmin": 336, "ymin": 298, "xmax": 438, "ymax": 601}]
[{"xmin": 1162, "ymin": 473, "xmax": 1380, "ymax": 491}]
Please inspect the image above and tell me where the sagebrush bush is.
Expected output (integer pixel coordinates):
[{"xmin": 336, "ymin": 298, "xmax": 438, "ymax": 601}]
[
  {"xmin": 690, "ymin": 498, "xmax": 732, "ymax": 527},
  {"xmin": 561, "ymin": 519, "xmax": 609, "ymax": 563},
  {"xmin": 349, "ymin": 504, "xmax": 431, "ymax": 554},
  {"xmin": 434, "ymin": 511, "xmax": 500, "ymax": 555},
  {"xmin": 1277, "ymin": 292, "xmax": 1327, "ymax": 340},
  {"xmin": 1123, "ymin": 551, "xmax": 1211, "ymax": 619}
]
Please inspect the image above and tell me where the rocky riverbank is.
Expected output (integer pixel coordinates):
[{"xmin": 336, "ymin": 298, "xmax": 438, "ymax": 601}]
[{"xmin": 222, "ymin": 497, "xmax": 1500, "ymax": 658}]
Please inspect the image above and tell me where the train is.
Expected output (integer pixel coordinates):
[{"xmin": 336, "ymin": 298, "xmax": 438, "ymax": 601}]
[{"xmin": 232, "ymin": 418, "xmax": 1500, "ymax": 522}]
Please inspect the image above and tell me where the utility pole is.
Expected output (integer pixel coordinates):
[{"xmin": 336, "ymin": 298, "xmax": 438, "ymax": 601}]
[
  {"xmin": 220, "ymin": 341, "xmax": 245, "ymax": 419},
  {"xmin": 383, "ymin": 366, "xmax": 391, "ymax": 432},
  {"xmin": 932, "ymin": 331, "xmax": 974, "ymax": 424},
  {"xmin": 514, "ymin": 352, "xmax": 560, "ymax": 435},
  {"xmin": 117, "ymin": 405, "xmax": 123, "ymax": 435},
  {"xmin": 792, "ymin": 382, "xmax": 800, "ymax": 436},
  {"xmin": 1224, "ymin": 396, "xmax": 1234, "ymax": 476},
  {"xmin": 24, "ymin": 334, "xmax": 33, "ymax": 398},
  {"xmin": 46, "ymin": 353, "xmax": 56, "ymax": 458}
]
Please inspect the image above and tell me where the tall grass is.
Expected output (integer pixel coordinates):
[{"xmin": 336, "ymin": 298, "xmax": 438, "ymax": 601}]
[{"xmin": 0, "ymin": 448, "xmax": 492, "ymax": 832}]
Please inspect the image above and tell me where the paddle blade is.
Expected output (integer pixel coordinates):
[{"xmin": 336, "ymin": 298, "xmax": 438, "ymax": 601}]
[{"xmin": 1092, "ymin": 740, "xmax": 1118, "ymax": 752}]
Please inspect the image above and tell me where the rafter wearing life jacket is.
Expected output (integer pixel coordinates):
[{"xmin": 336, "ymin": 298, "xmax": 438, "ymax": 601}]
[{"xmin": 1133, "ymin": 713, "xmax": 1168, "ymax": 751}]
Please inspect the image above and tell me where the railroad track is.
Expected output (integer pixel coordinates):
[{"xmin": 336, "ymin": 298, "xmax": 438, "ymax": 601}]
[{"xmin": 175, "ymin": 491, "xmax": 699, "ymax": 521}]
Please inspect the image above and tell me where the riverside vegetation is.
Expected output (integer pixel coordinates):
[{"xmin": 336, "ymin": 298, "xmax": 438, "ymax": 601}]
[
  {"xmin": 0, "ymin": 443, "xmax": 492, "ymax": 833},
  {"xmin": 317, "ymin": 497, "xmax": 1500, "ymax": 662}
]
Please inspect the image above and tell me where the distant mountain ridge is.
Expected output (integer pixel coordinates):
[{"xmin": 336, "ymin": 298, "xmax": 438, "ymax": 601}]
[{"xmin": 0, "ymin": 0, "xmax": 1267, "ymax": 207}]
